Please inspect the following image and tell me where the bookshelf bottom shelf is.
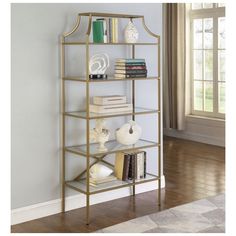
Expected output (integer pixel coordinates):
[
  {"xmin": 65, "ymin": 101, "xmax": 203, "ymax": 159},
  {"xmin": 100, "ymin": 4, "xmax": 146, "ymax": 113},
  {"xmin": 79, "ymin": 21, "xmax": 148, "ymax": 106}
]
[{"xmin": 65, "ymin": 173, "xmax": 159, "ymax": 195}]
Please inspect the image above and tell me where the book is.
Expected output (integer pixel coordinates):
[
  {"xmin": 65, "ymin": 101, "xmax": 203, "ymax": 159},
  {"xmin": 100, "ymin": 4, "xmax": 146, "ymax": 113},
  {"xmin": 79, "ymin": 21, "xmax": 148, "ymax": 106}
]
[
  {"xmin": 112, "ymin": 18, "xmax": 118, "ymax": 43},
  {"xmin": 93, "ymin": 20, "xmax": 104, "ymax": 43},
  {"xmin": 122, "ymin": 154, "xmax": 131, "ymax": 181},
  {"xmin": 144, "ymin": 152, "xmax": 146, "ymax": 178},
  {"xmin": 106, "ymin": 18, "xmax": 110, "ymax": 43},
  {"xmin": 136, "ymin": 151, "xmax": 146, "ymax": 179},
  {"xmin": 93, "ymin": 95, "xmax": 127, "ymax": 105},
  {"xmin": 116, "ymin": 59, "xmax": 145, "ymax": 63},
  {"xmin": 115, "ymin": 66, "xmax": 147, "ymax": 70},
  {"xmin": 115, "ymin": 151, "xmax": 147, "ymax": 181},
  {"xmin": 115, "ymin": 70, "xmax": 147, "ymax": 74},
  {"xmin": 89, "ymin": 103, "xmax": 132, "ymax": 113},
  {"xmin": 114, "ymin": 73, "xmax": 147, "ymax": 78},
  {"xmin": 116, "ymin": 62, "xmax": 146, "ymax": 66},
  {"xmin": 115, "ymin": 152, "xmax": 125, "ymax": 180},
  {"xmin": 89, "ymin": 175, "xmax": 117, "ymax": 186},
  {"xmin": 97, "ymin": 18, "xmax": 107, "ymax": 43},
  {"xmin": 109, "ymin": 18, "xmax": 112, "ymax": 43},
  {"xmin": 128, "ymin": 154, "xmax": 136, "ymax": 180}
]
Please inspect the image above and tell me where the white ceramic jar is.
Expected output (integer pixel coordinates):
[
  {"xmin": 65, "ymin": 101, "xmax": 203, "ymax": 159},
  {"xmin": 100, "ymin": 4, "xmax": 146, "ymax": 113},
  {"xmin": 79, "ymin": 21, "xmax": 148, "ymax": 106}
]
[{"xmin": 124, "ymin": 20, "xmax": 139, "ymax": 43}]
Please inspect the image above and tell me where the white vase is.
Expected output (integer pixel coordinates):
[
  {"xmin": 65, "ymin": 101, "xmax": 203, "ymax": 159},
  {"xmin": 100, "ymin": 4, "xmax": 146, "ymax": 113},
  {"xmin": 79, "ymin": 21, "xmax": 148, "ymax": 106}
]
[
  {"xmin": 124, "ymin": 20, "xmax": 139, "ymax": 43},
  {"xmin": 115, "ymin": 120, "xmax": 142, "ymax": 145}
]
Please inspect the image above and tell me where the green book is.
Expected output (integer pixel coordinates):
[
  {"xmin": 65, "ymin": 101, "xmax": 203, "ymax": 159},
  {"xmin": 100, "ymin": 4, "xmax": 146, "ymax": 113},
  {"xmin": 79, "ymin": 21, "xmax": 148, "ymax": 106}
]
[{"xmin": 93, "ymin": 21, "xmax": 104, "ymax": 43}]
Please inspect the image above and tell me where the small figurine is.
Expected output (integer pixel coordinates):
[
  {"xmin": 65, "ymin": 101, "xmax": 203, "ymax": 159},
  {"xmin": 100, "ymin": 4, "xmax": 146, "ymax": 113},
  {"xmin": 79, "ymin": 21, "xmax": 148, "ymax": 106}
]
[
  {"xmin": 90, "ymin": 119, "xmax": 110, "ymax": 152},
  {"xmin": 89, "ymin": 53, "xmax": 109, "ymax": 79}
]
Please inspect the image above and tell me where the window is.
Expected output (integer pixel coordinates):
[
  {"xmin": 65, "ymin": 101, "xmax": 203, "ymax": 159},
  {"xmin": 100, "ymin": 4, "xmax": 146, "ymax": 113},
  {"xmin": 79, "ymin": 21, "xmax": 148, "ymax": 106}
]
[{"xmin": 189, "ymin": 3, "xmax": 225, "ymax": 118}]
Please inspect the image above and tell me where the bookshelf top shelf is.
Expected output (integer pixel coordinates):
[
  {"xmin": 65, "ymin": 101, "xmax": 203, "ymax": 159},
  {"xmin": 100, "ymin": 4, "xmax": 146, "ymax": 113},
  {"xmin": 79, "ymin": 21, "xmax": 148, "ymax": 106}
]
[
  {"xmin": 62, "ymin": 42, "xmax": 158, "ymax": 45},
  {"xmin": 79, "ymin": 12, "xmax": 144, "ymax": 19},
  {"xmin": 62, "ymin": 12, "xmax": 160, "ymax": 39}
]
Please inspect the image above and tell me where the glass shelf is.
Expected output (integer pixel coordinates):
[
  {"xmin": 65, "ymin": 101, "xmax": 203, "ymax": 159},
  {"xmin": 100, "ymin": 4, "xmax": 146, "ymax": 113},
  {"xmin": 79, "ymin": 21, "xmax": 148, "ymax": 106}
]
[
  {"xmin": 79, "ymin": 12, "xmax": 144, "ymax": 19},
  {"xmin": 63, "ymin": 76, "xmax": 159, "ymax": 82},
  {"xmin": 63, "ymin": 42, "xmax": 157, "ymax": 45},
  {"xmin": 65, "ymin": 139, "xmax": 159, "ymax": 157},
  {"xmin": 65, "ymin": 173, "xmax": 159, "ymax": 195},
  {"xmin": 64, "ymin": 107, "xmax": 159, "ymax": 120}
]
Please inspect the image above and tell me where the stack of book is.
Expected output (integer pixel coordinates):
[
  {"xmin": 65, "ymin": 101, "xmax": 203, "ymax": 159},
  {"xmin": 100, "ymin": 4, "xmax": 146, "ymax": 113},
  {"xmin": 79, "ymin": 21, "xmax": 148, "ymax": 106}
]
[
  {"xmin": 115, "ymin": 150, "xmax": 147, "ymax": 181},
  {"xmin": 89, "ymin": 175, "xmax": 117, "ymax": 187},
  {"xmin": 114, "ymin": 59, "xmax": 147, "ymax": 79},
  {"xmin": 92, "ymin": 18, "xmax": 118, "ymax": 43},
  {"xmin": 89, "ymin": 95, "xmax": 132, "ymax": 114}
]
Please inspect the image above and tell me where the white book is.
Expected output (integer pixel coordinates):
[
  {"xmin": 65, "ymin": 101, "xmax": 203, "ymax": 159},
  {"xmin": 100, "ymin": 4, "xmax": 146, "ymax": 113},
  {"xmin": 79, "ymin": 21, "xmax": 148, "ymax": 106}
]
[
  {"xmin": 103, "ymin": 20, "xmax": 108, "ymax": 43},
  {"xmin": 136, "ymin": 153, "xmax": 141, "ymax": 180},
  {"xmin": 93, "ymin": 95, "xmax": 126, "ymax": 105},
  {"xmin": 90, "ymin": 103, "xmax": 133, "ymax": 114}
]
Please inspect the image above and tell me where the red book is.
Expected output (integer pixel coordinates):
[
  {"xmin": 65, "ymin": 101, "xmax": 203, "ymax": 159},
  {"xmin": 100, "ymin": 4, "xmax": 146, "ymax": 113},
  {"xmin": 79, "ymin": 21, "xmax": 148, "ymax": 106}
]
[{"xmin": 115, "ymin": 66, "xmax": 146, "ymax": 70}]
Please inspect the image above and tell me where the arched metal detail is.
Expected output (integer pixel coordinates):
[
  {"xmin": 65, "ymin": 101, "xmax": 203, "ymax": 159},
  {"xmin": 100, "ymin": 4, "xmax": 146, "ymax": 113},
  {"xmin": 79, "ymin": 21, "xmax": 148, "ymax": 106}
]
[
  {"xmin": 63, "ymin": 14, "xmax": 81, "ymax": 38},
  {"xmin": 86, "ymin": 14, "xmax": 92, "ymax": 36},
  {"xmin": 141, "ymin": 17, "xmax": 159, "ymax": 40}
]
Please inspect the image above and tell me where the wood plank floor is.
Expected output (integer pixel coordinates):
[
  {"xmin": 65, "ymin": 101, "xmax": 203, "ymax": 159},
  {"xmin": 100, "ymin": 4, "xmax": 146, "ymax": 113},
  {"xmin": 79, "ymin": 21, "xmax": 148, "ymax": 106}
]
[{"xmin": 11, "ymin": 136, "xmax": 225, "ymax": 233}]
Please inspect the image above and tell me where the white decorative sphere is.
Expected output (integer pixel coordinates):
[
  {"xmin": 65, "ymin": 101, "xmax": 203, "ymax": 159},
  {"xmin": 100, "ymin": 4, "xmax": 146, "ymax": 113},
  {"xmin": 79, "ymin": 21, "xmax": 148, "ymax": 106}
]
[
  {"xmin": 116, "ymin": 120, "xmax": 142, "ymax": 145},
  {"xmin": 124, "ymin": 20, "xmax": 139, "ymax": 43}
]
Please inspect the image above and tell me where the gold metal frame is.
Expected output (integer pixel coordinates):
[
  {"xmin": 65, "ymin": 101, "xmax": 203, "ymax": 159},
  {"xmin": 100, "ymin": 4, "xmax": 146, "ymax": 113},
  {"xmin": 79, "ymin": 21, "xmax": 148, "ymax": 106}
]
[{"xmin": 60, "ymin": 12, "xmax": 161, "ymax": 225}]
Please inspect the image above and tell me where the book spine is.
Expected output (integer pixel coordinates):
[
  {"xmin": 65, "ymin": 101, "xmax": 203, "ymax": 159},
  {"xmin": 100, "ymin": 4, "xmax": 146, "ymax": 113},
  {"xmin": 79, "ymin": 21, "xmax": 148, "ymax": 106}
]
[
  {"xmin": 105, "ymin": 19, "xmax": 109, "ymax": 43},
  {"xmin": 93, "ymin": 96, "xmax": 126, "ymax": 105},
  {"xmin": 114, "ymin": 74, "xmax": 147, "ymax": 78},
  {"xmin": 103, "ymin": 20, "xmax": 107, "ymax": 43},
  {"xmin": 115, "ymin": 152, "xmax": 124, "ymax": 180},
  {"xmin": 122, "ymin": 154, "xmax": 130, "ymax": 181},
  {"xmin": 116, "ymin": 62, "xmax": 146, "ymax": 66},
  {"xmin": 93, "ymin": 21, "xmax": 104, "ymax": 43},
  {"xmin": 136, "ymin": 154, "xmax": 140, "ymax": 180},
  {"xmin": 112, "ymin": 18, "xmax": 118, "ymax": 43},
  {"xmin": 128, "ymin": 154, "xmax": 132, "ymax": 180},
  {"xmin": 115, "ymin": 66, "xmax": 147, "ymax": 70},
  {"xmin": 89, "ymin": 104, "xmax": 133, "ymax": 113},
  {"xmin": 117, "ymin": 59, "xmax": 145, "ymax": 63},
  {"xmin": 109, "ymin": 18, "xmax": 112, "ymax": 43},
  {"xmin": 140, "ymin": 153, "xmax": 144, "ymax": 179},
  {"xmin": 96, "ymin": 18, "xmax": 107, "ymax": 43},
  {"xmin": 115, "ymin": 70, "xmax": 147, "ymax": 74},
  {"xmin": 128, "ymin": 154, "xmax": 136, "ymax": 180},
  {"xmin": 144, "ymin": 151, "xmax": 146, "ymax": 178}
]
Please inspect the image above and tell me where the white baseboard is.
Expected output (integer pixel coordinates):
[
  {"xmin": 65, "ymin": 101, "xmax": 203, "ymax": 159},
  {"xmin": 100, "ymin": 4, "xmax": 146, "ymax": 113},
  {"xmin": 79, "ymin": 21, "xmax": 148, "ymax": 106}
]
[
  {"xmin": 164, "ymin": 128, "xmax": 225, "ymax": 147},
  {"xmin": 11, "ymin": 175, "xmax": 165, "ymax": 225}
]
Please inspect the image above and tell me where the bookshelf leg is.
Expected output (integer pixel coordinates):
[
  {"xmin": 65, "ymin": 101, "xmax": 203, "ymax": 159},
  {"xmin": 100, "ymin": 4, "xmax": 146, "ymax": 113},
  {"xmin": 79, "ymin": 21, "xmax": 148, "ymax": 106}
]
[
  {"xmin": 86, "ymin": 195, "xmax": 90, "ymax": 225},
  {"xmin": 132, "ymin": 185, "xmax": 136, "ymax": 196},
  {"xmin": 158, "ymin": 179, "xmax": 161, "ymax": 206},
  {"xmin": 62, "ymin": 182, "xmax": 65, "ymax": 212}
]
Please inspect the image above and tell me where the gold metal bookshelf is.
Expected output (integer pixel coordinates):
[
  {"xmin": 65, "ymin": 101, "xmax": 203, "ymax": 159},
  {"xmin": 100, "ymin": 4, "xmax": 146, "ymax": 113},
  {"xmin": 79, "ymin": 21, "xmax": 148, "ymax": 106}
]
[{"xmin": 60, "ymin": 12, "xmax": 161, "ymax": 225}]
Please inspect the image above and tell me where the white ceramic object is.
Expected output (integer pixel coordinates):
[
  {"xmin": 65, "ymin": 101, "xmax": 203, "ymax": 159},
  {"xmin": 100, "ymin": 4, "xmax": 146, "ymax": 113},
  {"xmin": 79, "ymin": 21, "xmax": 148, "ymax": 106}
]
[
  {"xmin": 115, "ymin": 120, "xmax": 142, "ymax": 145},
  {"xmin": 124, "ymin": 20, "xmax": 139, "ymax": 43},
  {"xmin": 89, "ymin": 53, "xmax": 109, "ymax": 75},
  {"xmin": 90, "ymin": 119, "xmax": 110, "ymax": 152},
  {"xmin": 89, "ymin": 163, "xmax": 113, "ymax": 179}
]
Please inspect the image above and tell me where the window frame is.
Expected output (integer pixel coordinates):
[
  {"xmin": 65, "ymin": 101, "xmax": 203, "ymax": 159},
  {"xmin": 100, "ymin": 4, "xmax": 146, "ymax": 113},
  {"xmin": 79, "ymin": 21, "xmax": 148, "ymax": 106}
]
[{"xmin": 189, "ymin": 4, "xmax": 225, "ymax": 119}]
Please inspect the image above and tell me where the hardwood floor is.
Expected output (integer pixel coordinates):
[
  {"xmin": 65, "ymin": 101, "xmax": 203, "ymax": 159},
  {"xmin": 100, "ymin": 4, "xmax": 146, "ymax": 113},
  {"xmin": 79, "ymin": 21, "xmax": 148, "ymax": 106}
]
[{"xmin": 11, "ymin": 136, "xmax": 225, "ymax": 233}]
